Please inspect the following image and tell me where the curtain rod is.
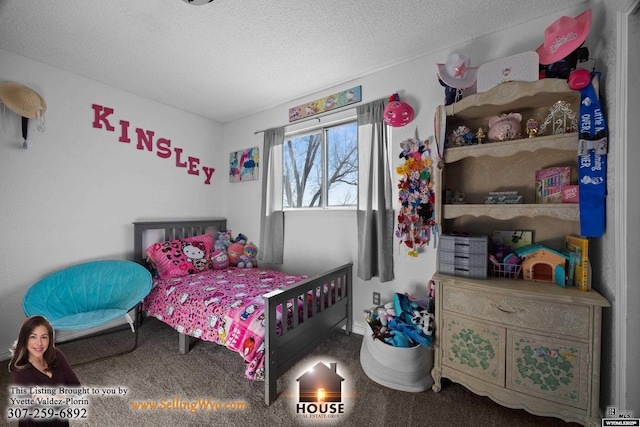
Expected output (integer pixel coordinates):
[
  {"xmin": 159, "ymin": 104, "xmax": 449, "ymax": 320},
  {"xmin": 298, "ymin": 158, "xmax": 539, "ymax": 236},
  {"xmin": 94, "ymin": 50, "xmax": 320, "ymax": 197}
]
[{"xmin": 254, "ymin": 96, "xmax": 388, "ymax": 134}]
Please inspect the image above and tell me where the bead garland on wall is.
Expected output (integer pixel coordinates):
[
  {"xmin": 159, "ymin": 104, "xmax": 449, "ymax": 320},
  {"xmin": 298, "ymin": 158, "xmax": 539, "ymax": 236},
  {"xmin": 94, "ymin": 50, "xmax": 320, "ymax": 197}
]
[{"xmin": 395, "ymin": 128, "xmax": 437, "ymax": 257}]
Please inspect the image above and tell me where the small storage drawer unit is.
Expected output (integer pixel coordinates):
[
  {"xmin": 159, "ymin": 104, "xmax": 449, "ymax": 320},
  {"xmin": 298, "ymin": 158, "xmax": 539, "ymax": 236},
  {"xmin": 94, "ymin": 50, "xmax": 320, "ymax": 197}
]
[{"xmin": 438, "ymin": 235, "xmax": 488, "ymax": 279}]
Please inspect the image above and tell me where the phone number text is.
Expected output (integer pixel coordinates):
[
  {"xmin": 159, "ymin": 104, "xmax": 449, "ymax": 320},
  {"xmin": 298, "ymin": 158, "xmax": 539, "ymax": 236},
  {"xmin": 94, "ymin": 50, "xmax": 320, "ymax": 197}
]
[{"xmin": 7, "ymin": 407, "xmax": 88, "ymax": 420}]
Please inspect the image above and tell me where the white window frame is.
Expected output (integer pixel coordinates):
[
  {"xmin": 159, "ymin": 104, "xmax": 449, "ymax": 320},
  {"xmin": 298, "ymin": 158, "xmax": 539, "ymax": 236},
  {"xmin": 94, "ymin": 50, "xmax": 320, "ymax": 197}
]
[{"xmin": 282, "ymin": 114, "xmax": 357, "ymax": 210}]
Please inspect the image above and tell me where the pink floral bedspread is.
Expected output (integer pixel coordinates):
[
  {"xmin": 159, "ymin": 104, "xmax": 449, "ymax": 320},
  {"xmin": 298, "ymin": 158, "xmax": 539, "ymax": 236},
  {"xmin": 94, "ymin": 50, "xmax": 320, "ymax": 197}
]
[{"xmin": 142, "ymin": 267, "xmax": 307, "ymax": 380}]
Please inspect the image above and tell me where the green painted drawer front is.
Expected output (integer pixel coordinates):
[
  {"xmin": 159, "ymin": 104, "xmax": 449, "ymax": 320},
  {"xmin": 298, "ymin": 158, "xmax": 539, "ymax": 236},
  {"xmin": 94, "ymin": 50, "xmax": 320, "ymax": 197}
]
[
  {"xmin": 506, "ymin": 330, "xmax": 588, "ymax": 409},
  {"xmin": 442, "ymin": 312, "xmax": 505, "ymax": 386}
]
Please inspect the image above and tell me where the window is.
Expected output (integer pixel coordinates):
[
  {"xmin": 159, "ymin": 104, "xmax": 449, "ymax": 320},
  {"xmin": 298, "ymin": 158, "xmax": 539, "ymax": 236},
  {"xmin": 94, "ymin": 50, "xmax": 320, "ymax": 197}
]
[{"xmin": 282, "ymin": 121, "xmax": 357, "ymax": 208}]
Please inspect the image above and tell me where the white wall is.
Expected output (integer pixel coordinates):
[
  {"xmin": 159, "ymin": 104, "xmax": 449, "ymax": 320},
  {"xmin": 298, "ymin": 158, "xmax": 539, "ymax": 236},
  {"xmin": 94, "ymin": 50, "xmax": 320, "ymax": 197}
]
[
  {"xmin": 0, "ymin": 48, "xmax": 225, "ymax": 359},
  {"xmin": 587, "ymin": 0, "xmax": 640, "ymax": 414},
  {"xmin": 222, "ymin": 3, "xmax": 604, "ymax": 335}
]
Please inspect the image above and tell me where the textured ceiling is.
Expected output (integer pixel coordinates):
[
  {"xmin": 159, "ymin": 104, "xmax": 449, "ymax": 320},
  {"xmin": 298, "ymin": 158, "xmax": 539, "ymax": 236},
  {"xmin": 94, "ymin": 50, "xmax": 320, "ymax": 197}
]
[{"xmin": 0, "ymin": 0, "xmax": 587, "ymax": 123}]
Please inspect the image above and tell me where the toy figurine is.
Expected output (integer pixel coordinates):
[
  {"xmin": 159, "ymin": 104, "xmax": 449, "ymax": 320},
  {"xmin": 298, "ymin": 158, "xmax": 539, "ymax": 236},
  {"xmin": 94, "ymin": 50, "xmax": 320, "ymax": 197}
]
[
  {"xmin": 476, "ymin": 128, "xmax": 486, "ymax": 144},
  {"xmin": 526, "ymin": 119, "xmax": 539, "ymax": 138},
  {"xmin": 447, "ymin": 125, "xmax": 474, "ymax": 147}
]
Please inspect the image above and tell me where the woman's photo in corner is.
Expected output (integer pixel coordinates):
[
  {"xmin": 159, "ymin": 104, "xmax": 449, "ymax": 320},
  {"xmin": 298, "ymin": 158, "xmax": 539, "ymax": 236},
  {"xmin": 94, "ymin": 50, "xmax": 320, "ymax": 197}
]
[{"xmin": 8, "ymin": 315, "xmax": 81, "ymax": 427}]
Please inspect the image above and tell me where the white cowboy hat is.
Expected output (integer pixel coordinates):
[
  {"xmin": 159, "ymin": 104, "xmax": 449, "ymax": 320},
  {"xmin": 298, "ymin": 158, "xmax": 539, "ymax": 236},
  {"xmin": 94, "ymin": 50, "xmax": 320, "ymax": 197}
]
[{"xmin": 437, "ymin": 53, "xmax": 479, "ymax": 89}]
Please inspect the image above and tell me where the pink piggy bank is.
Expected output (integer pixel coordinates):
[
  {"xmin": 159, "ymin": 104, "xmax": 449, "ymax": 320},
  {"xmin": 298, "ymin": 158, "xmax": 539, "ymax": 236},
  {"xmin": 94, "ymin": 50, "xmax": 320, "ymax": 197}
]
[{"xmin": 488, "ymin": 113, "xmax": 522, "ymax": 142}]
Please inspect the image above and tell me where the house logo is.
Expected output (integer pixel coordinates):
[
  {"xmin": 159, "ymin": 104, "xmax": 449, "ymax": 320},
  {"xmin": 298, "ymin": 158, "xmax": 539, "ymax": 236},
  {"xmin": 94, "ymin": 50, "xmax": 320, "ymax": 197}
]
[{"xmin": 293, "ymin": 361, "xmax": 348, "ymax": 420}]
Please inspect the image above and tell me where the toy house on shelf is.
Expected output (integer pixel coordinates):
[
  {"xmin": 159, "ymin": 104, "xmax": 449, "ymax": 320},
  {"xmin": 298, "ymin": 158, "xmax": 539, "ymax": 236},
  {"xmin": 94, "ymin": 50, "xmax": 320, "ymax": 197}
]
[{"xmin": 514, "ymin": 243, "xmax": 569, "ymax": 286}]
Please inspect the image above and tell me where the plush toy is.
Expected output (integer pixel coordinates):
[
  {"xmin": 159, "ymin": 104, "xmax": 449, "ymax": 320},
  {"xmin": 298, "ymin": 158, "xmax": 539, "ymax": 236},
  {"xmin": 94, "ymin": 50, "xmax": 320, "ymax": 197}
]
[
  {"xmin": 393, "ymin": 292, "xmax": 426, "ymax": 325},
  {"xmin": 376, "ymin": 306, "xmax": 393, "ymax": 327},
  {"xmin": 411, "ymin": 310, "xmax": 435, "ymax": 337},
  {"xmin": 214, "ymin": 231, "xmax": 233, "ymax": 251},
  {"xmin": 237, "ymin": 242, "xmax": 258, "ymax": 268},
  {"xmin": 210, "ymin": 249, "xmax": 229, "ymax": 270},
  {"xmin": 383, "ymin": 301, "xmax": 396, "ymax": 317},
  {"xmin": 227, "ymin": 242, "xmax": 245, "ymax": 266},
  {"xmin": 233, "ymin": 233, "xmax": 248, "ymax": 245}
]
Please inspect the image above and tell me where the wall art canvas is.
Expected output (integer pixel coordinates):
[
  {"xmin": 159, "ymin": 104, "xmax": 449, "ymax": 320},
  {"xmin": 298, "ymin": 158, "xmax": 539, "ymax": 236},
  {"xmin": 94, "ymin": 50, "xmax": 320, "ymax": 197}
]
[
  {"xmin": 229, "ymin": 147, "xmax": 259, "ymax": 182},
  {"xmin": 289, "ymin": 86, "xmax": 362, "ymax": 122}
]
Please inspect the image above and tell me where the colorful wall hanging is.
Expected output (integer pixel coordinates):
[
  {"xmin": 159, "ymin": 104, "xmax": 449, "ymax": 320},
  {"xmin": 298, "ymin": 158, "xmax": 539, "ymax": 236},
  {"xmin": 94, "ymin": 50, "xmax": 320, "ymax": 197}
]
[
  {"xmin": 288, "ymin": 86, "xmax": 361, "ymax": 122},
  {"xmin": 229, "ymin": 147, "xmax": 259, "ymax": 182},
  {"xmin": 396, "ymin": 129, "xmax": 437, "ymax": 257}
]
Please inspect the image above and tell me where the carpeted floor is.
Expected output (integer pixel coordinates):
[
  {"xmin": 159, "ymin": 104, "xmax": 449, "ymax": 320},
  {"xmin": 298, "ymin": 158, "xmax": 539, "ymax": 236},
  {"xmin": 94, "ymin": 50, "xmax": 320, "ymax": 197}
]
[{"xmin": 1, "ymin": 318, "xmax": 580, "ymax": 426}]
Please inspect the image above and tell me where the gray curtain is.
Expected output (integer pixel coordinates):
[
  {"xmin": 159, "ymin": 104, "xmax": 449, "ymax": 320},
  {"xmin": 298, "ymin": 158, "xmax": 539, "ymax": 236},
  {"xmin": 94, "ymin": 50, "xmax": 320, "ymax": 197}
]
[
  {"xmin": 258, "ymin": 127, "xmax": 285, "ymax": 264},
  {"xmin": 356, "ymin": 99, "xmax": 394, "ymax": 282}
]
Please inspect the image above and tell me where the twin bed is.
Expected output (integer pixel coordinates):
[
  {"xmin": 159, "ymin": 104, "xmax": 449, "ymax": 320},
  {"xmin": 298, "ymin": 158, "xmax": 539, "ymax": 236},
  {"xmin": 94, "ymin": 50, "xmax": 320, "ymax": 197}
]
[{"xmin": 132, "ymin": 219, "xmax": 352, "ymax": 405}]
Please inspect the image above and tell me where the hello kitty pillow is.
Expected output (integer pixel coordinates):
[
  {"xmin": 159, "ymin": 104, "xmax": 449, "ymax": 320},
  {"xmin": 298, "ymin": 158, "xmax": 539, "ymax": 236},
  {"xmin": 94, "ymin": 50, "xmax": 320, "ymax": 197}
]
[{"xmin": 145, "ymin": 233, "xmax": 214, "ymax": 279}]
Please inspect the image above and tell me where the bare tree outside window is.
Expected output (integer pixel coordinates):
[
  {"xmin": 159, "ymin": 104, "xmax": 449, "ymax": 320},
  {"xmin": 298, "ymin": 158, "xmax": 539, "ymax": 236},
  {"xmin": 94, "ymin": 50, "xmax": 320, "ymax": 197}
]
[{"xmin": 283, "ymin": 121, "xmax": 357, "ymax": 208}]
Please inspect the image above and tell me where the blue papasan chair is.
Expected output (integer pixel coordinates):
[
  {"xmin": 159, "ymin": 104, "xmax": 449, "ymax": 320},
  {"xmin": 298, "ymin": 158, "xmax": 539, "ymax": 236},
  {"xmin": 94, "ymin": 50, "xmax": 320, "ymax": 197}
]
[{"xmin": 23, "ymin": 260, "xmax": 152, "ymax": 366}]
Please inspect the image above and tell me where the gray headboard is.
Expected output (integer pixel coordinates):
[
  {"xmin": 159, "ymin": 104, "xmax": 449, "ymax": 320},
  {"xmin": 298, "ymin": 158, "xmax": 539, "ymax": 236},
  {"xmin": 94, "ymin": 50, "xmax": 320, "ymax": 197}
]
[{"xmin": 132, "ymin": 219, "xmax": 227, "ymax": 265}]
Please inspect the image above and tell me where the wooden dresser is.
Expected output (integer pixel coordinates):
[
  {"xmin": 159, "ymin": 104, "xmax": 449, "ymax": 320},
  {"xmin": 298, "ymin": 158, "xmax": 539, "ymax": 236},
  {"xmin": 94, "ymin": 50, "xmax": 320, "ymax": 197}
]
[{"xmin": 431, "ymin": 273, "xmax": 610, "ymax": 426}]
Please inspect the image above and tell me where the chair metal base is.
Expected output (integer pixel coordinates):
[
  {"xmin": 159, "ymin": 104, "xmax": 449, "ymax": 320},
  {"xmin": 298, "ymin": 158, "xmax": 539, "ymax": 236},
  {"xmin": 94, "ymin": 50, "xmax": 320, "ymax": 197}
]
[{"xmin": 57, "ymin": 305, "xmax": 143, "ymax": 367}]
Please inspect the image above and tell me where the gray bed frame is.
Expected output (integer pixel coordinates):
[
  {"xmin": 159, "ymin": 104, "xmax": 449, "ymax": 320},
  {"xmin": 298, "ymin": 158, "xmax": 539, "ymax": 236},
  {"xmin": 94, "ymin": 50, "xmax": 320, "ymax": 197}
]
[{"xmin": 132, "ymin": 219, "xmax": 352, "ymax": 405}]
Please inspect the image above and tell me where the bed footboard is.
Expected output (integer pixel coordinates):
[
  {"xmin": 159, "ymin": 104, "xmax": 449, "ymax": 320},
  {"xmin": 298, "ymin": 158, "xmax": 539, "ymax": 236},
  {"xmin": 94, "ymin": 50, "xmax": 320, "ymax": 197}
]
[{"xmin": 263, "ymin": 263, "xmax": 352, "ymax": 405}]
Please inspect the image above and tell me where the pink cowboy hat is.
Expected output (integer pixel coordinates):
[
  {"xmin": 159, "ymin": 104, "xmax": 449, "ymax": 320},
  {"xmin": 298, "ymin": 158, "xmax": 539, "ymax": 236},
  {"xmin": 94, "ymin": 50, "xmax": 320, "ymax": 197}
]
[{"xmin": 537, "ymin": 9, "xmax": 592, "ymax": 65}]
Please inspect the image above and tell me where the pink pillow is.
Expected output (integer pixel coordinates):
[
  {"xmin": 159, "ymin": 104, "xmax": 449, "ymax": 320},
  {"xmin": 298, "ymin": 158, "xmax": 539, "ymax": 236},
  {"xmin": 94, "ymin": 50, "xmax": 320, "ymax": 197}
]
[{"xmin": 145, "ymin": 233, "xmax": 214, "ymax": 279}]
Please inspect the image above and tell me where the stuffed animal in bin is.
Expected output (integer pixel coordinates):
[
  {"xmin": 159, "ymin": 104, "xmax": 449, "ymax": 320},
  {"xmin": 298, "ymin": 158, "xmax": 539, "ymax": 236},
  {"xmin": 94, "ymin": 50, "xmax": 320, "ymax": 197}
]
[
  {"xmin": 375, "ymin": 303, "xmax": 394, "ymax": 326},
  {"xmin": 384, "ymin": 329, "xmax": 413, "ymax": 348},
  {"xmin": 387, "ymin": 318, "xmax": 429, "ymax": 347},
  {"xmin": 237, "ymin": 242, "xmax": 258, "ymax": 268},
  {"xmin": 227, "ymin": 242, "xmax": 245, "ymax": 266},
  {"xmin": 412, "ymin": 310, "xmax": 435, "ymax": 337}
]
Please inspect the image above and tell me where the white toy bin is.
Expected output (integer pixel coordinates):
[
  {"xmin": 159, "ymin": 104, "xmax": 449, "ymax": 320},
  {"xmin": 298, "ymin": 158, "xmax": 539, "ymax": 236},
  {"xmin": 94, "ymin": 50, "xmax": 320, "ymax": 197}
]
[{"xmin": 359, "ymin": 325, "xmax": 434, "ymax": 392}]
